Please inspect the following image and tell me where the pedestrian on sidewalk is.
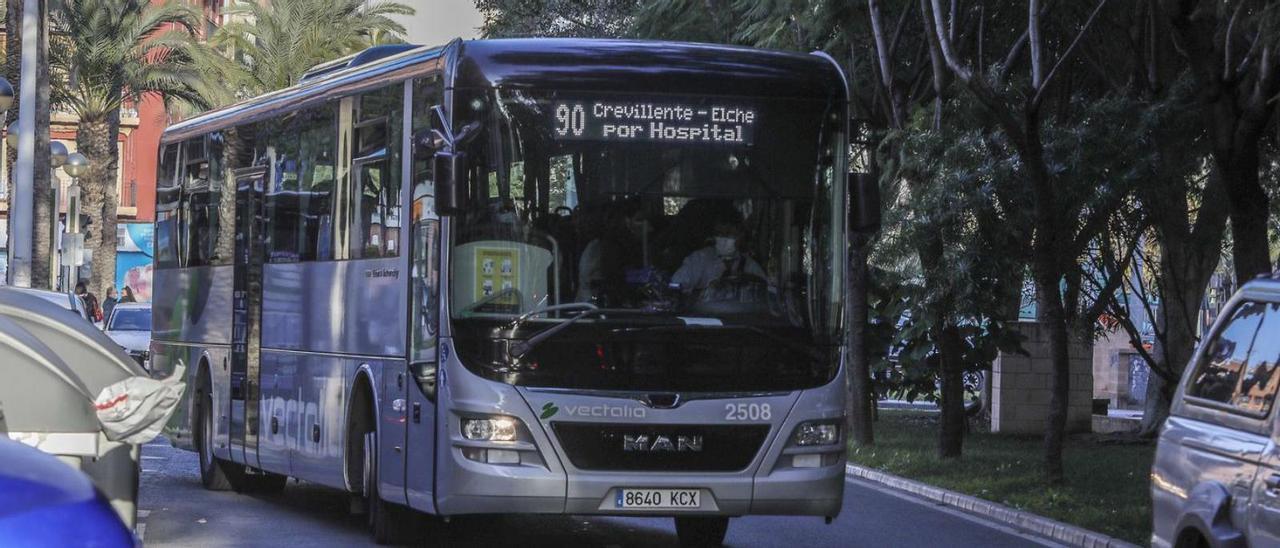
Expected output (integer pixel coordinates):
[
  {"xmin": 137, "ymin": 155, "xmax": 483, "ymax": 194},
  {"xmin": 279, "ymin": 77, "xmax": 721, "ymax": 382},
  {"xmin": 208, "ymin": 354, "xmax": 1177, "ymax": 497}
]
[
  {"xmin": 102, "ymin": 287, "xmax": 119, "ymax": 323},
  {"xmin": 121, "ymin": 286, "xmax": 136, "ymax": 303},
  {"xmin": 75, "ymin": 282, "xmax": 102, "ymax": 324}
]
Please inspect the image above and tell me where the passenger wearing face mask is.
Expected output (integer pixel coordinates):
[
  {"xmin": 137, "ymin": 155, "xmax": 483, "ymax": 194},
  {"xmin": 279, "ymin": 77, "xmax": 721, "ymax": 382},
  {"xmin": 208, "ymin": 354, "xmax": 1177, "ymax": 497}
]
[{"xmin": 670, "ymin": 210, "xmax": 765, "ymax": 294}]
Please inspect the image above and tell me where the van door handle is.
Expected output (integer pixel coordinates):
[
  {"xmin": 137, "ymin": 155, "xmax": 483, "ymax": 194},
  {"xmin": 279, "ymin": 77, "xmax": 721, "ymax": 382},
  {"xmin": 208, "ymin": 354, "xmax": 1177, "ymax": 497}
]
[{"xmin": 1265, "ymin": 474, "xmax": 1280, "ymax": 492}]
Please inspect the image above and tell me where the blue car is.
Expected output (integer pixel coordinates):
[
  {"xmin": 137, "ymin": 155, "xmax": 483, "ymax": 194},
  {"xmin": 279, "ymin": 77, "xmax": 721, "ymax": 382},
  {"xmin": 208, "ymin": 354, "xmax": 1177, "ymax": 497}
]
[{"xmin": 0, "ymin": 438, "xmax": 134, "ymax": 547}]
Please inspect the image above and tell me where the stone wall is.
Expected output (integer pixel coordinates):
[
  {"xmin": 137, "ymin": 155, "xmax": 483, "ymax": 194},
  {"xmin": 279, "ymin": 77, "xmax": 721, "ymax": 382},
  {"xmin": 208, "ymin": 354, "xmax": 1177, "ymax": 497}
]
[{"xmin": 992, "ymin": 322, "xmax": 1094, "ymax": 434}]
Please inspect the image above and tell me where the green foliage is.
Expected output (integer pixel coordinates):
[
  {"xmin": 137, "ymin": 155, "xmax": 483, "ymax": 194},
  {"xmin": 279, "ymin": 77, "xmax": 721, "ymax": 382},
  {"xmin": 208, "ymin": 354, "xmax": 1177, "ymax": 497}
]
[
  {"xmin": 849, "ymin": 411, "xmax": 1154, "ymax": 544},
  {"xmin": 476, "ymin": 0, "xmax": 639, "ymax": 38},
  {"xmin": 866, "ymin": 266, "xmax": 1024, "ymax": 403},
  {"xmin": 206, "ymin": 0, "xmax": 413, "ymax": 102},
  {"xmin": 53, "ymin": 0, "xmax": 209, "ymax": 120}
]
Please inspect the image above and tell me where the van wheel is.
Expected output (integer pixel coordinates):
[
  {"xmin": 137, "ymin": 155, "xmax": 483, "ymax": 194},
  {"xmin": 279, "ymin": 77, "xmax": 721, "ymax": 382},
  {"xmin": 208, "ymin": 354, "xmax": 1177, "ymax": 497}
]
[
  {"xmin": 674, "ymin": 516, "xmax": 730, "ymax": 547},
  {"xmin": 196, "ymin": 391, "xmax": 244, "ymax": 491},
  {"xmin": 363, "ymin": 430, "xmax": 411, "ymax": 544}
]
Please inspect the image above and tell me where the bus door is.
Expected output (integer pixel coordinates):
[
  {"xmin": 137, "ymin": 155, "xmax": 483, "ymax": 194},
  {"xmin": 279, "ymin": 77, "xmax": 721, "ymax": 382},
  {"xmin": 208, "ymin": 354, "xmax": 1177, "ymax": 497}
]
[
  {"xmin": 230, "ymin": 167, "xmax": 267, "ymax": 468},
  {"xmin": 403, "ymin": 76, "xmax": 443, "ymax": 512}
]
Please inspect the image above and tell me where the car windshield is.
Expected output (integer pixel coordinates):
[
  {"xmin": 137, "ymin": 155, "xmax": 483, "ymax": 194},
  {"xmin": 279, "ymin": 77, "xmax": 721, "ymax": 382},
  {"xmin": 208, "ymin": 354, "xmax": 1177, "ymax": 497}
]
[
  {"xmin": 109, "ymin": 308, "xmax": 152, "ymax": 331},
  {"xmin": 445, "ymin": 87, "xmax": 846, "ymax": 392}
]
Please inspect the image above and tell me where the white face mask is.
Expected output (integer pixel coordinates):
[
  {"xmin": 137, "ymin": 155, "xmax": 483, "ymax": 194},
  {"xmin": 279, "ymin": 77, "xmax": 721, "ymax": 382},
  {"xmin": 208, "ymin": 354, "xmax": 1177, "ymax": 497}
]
[{"xmin": 715, "ymin": 236, "xmax": 737, "ymax": 258}]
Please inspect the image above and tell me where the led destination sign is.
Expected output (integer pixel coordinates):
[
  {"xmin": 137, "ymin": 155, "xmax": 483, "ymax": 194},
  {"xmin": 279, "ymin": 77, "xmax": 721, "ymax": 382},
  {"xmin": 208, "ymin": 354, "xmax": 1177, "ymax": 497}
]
[{"xmin": 551, "ymin": 99, "xmax": 756, "ymax": 145}]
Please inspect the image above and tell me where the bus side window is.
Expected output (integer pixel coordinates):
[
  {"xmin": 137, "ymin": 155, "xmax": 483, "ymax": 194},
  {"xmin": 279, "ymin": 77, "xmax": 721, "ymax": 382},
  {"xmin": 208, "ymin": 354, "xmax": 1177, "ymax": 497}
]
[
  {"xmin": 349, "ymin": 87, "xmax": 403, "ymax": 259},
  {"xmin": 155, "ymin": 143, "xmax": 181, "ymax": 269},
  {"xmin": 265, "ymin": 108, "xmax": 336, "ymax": 263},
  {"xmin": 410, "ymin": 77, "xmax": 442, "ymax": 362}
]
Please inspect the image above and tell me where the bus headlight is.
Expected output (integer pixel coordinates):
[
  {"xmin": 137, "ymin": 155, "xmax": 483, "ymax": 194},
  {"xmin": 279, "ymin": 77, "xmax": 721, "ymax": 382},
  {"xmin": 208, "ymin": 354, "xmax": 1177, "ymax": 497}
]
[
  {"xmin": 462, "ymin": 416, "xmax": 519, "ymax": 442},
  {"xmin": 792, "ymin": 421, "xmax": 840, "ymax": 446}
]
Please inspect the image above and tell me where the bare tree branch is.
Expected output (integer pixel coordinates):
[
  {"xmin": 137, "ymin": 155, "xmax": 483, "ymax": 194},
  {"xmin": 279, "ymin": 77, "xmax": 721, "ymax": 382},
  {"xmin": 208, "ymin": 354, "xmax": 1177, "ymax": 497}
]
[
  {"xmin": 1032, "ymin": 0, "xmax": 1110, "ymax": 110},
  {"xmin": 868, "ymin": 0, "xmax": 903, "ymax": 126},
  {"xmin": 1030, "ymin": 0, "xmax": 1044, "ymax": 88},
  {"xmin": 929, "ymin": 0, "xmax": 972, "ymax": 81},
  {"xmin": 1223, "ymin": 0, "xmax": 1244, "ymax": 81}
]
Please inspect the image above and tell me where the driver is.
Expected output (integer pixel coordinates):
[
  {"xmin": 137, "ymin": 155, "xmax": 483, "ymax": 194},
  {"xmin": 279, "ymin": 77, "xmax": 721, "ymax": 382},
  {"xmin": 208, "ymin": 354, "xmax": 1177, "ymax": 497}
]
[{"xmin": 670, "ymin": 207, "xmax": 765, "ymax": 293}]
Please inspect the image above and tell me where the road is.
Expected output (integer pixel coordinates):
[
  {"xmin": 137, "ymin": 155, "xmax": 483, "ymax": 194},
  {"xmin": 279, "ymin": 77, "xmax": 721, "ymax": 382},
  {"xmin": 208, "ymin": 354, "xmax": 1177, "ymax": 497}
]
[{"xmin": 138, "ymin": 439, "xmax": 1056, "ymax": 547}]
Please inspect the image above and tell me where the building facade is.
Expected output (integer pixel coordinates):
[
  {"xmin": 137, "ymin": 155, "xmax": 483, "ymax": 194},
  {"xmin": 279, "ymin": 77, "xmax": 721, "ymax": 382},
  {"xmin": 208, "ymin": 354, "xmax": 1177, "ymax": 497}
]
[{"xmin": 0, "ymin": 0, "xmax": 226, "ymax": 296}]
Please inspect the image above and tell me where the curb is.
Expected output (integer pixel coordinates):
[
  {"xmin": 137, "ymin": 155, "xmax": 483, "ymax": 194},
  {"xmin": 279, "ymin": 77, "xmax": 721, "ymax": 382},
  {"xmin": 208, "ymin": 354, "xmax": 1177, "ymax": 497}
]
[{"xmin": 845, "ymin": 464, "xmax": 1140, "ymax": 548}]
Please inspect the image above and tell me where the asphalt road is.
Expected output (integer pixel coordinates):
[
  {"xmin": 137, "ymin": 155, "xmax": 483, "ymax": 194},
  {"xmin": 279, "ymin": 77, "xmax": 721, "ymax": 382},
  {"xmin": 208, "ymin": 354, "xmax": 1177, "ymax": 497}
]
[{"xmin": 138, "ymin": 439, "xmax": 1056, "ymax": 547}]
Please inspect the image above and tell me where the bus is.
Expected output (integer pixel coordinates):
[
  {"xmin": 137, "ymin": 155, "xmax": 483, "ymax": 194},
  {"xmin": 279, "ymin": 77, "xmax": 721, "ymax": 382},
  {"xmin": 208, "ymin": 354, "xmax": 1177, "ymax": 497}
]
[{"xmin": 151, "ymin": 38, "xmax": 871, "ymax": 545}]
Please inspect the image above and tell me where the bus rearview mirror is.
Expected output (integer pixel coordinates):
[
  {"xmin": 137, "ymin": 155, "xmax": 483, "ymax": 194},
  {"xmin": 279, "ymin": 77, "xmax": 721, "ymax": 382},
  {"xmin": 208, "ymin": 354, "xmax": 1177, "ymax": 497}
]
[
  {"xmin": 850, "ymin": 172, "xmax": 881, "ymax": 235},
  {"xmin": 435, "ymin": 150, "xmax": 468, "ymax": 215}
]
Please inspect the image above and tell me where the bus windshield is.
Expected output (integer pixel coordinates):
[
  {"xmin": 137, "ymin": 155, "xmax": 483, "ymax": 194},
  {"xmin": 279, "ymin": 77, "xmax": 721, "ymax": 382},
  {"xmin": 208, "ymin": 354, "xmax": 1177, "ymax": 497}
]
[{"xmin": 448, "ymin": 88, "xmax": 846, "ymax": 392}]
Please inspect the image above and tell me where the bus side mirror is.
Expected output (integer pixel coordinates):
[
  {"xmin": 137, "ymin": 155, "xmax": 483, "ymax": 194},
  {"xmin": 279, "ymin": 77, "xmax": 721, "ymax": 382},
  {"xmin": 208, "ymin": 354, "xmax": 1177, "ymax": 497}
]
[
  {"xmin": 434, "ymin": 149, "xmax": 468, "ymax": 216},
  {"xmin": 849, "ymin": 172, "xmax": 881, "ymax": 235}
]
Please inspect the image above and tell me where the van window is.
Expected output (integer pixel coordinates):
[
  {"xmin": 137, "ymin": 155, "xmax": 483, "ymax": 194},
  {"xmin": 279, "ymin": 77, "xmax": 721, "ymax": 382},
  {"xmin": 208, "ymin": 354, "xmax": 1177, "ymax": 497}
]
[
  {"xmin": 1233, "ymin": 303, "xmax": 1280, "ymax": 415},
  {"xmin": 1187, "ymin": 301, "xmax": 1270, "ymax": 414}
]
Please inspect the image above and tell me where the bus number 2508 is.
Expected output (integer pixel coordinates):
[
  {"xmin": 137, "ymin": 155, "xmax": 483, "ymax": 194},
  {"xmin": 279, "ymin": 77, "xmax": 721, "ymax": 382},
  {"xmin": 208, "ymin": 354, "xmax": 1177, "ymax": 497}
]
[{"xmin": 724, "ymin": 403, "xmax": 771, "ymax": 421}]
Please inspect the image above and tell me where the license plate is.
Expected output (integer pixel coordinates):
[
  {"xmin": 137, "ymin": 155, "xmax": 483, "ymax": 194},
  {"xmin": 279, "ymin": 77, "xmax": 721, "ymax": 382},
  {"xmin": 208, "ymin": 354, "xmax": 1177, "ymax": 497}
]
[{"xmin": 615, "ymin": 488, "xmax": 701, "ymax": 509}]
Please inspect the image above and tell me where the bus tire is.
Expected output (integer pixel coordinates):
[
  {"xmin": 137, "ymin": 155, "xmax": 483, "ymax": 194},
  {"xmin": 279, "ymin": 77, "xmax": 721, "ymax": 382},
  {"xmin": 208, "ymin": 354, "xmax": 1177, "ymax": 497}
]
[
  {"xmin": 674, "ymin": 516, "xmax": 730, "ymax": 547},
  {"xmin": 363, "ymin": 429, "xmax": 411, "ymax": 544},
  {"xmin": 196, "ymin": 390, "xmax": 244, "ymax": 491}
]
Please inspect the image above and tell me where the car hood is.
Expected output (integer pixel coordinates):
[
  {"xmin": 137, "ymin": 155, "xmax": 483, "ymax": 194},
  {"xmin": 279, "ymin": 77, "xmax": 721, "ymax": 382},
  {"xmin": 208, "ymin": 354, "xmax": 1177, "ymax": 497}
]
[
  {"xmin": 0, "ymin": 439, "xmax": 133, "ymax": 543},
  {"xmin": 105, "ymin": 330, "xmax": 150, "ymax": 353}
]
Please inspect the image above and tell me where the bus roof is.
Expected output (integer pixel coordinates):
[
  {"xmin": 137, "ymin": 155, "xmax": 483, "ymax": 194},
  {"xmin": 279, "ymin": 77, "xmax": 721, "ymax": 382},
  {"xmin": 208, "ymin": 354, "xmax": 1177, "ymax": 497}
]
[
  {"xmin": 453, "ymin": 39, "xmax": 844, "ymax": 99},
  {"xmin": 162, "ymin": 38, "xmax": 845, "ymax": 145}
]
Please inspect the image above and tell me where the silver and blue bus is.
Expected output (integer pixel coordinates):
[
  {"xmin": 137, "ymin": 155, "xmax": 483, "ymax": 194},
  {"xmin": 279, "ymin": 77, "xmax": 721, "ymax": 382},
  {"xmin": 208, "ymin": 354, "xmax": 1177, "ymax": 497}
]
[{"xmin": 152, "ymin": 38, "xmax": 865, "ymax": 545}]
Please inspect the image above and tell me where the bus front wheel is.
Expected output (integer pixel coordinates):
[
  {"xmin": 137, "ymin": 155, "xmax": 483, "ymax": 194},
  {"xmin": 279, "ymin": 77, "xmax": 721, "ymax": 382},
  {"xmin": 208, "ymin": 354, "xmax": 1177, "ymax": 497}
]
[
  {"xmin": 197, "ymin": 391, "xmax": 243, "ymax": 491},
  {"xmin": 674, "ymin": 516, "xmax": 730, "ymax": 547},
  {"xmin": 362, "ymin": 430, "xmax": 411, "ymax": 544}
]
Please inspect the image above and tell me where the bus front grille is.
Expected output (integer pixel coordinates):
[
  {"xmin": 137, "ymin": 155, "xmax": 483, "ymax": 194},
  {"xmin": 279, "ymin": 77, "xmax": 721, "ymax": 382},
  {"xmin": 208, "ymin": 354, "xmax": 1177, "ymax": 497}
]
[{"xmin": 550, "ymin": 422, "xmax": 770, "ymax": 472}]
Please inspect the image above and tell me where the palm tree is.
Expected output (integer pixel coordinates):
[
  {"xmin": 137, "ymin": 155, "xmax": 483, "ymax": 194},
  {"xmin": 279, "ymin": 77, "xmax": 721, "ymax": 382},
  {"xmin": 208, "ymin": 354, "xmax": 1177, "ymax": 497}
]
[
  {"xmin": 212, "ymin": 0, "xmax": 413, "ymax": 96},
  {"xmin": 54, "ymin": 0, "xmax": 207, "ymax": 298},
  {"xmin": 196, "ymin": 0, "xmax": 412, "ymax": 262}
]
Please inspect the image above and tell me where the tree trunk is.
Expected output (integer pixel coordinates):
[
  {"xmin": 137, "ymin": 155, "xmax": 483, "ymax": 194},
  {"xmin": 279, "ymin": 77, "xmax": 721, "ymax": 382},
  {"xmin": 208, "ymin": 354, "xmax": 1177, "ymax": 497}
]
[
  {"xmin": 1037, "ymin": 275, "xmax": 1070, "ymax": 485},
  {"xmin": 847, "ymin": 237, "xmax": 874, "ymax": 446},
  {"xmin": 78, "ymin": 113, "xmax": 121, "ymax": 298},
  {"xmin": 3, "ymin": 0, "xmax": 17, "ymax": 266},
  {"xmin": 917, "ymin": 231, "xmax": 965, "ymax": 458},
  {"xmin": 1217, "ymin": 139, "xmax": 1272, "ymax": 286},
  {"xmin": 29, "ymin": 0, "xmax": 51, "ymax": 289},
  {"xmin": 937, "ymin": 323, "xmax": 966, "ymax": 458}
]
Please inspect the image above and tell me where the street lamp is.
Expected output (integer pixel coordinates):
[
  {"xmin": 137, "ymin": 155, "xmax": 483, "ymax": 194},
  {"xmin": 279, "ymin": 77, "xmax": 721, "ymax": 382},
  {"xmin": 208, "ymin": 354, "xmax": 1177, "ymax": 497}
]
[
  {"xmin": 50, "ymin": 141, "xmax": 67, "ymax": 167},
  {"xmin": 61, "ymin": 152, "xmax": 89, "ymax": 290},
  {"xmin": 0, "ymin": 77, "xmax": 13, "ymax": 113},
  {"xmin": 48, "ymin": 140, "xmax": 67, "ymax": 289},
  {"xmin": 64, "ymin": 152, "xmax": 88, "ymax": 178}
]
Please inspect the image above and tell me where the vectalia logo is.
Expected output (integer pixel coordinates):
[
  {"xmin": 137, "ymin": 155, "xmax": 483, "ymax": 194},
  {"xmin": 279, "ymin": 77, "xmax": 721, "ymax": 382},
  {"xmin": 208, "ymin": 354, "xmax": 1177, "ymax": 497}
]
[
  {"xmin": 563, "ymin": 404, "xmax": 647, "ymax": 419},
  {"xmin": 540, "ymin": 402, "xmax": 560, "ymax": 419}
]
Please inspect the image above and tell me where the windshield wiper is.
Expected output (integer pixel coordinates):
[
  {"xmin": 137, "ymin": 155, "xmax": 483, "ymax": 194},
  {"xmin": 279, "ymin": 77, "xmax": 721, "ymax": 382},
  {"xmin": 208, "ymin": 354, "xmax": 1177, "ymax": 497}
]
[
  {"xmin": 508, "ymin": 308, "xmax": 659, "ymax": 360},
  {"xmin": 506, "ymin": 302, "xmax": 598, "ymax": 332}
]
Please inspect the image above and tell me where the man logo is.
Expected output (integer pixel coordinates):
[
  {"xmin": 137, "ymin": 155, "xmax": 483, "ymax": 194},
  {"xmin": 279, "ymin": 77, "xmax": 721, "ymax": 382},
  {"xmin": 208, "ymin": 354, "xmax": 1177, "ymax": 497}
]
[{"xmin": 622, "ymin": 434, "xmax": 704, "ymax": 452}]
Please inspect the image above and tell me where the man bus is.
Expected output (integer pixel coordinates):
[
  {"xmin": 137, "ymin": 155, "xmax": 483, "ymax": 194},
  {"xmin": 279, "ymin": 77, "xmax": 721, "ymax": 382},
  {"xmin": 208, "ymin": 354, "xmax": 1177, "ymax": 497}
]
[{"xmin": 151, "ymin": 38, "xmax": 869, "ymax": 545}]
